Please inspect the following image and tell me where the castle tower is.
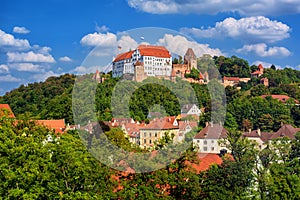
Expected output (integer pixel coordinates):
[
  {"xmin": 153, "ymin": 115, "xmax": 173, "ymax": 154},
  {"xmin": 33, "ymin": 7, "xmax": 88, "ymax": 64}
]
[
  {"xmin": 134, "ymin": 61, "xmax": 147, "ymax": 82},
  {"xmin": 184, "ymin": 48, "xmax": 197, "ymax": 71}
]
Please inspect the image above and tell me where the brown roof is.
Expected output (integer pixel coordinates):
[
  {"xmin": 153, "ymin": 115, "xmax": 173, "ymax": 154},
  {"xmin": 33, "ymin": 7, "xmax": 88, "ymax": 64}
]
[
  {"xmin": 270, "ymin": 124, "xmax": 300, "ymax": 140},
  {"xmin": 186, "ymin": 153, "xmax": 224, "ymax": 173},
  {"xmin": 194, "ymin": 124, "xmax": 227, "ymax": 139},
  {"xmin": 0, "ymin": 104, "xmax": 15, "ymax": 118},
  {"xmin": 138, "ymin": 45, "xmax": 171, "ymax": 58},
  {"xmin": 178, "ymin": 121, "xmax": 198, "ymax": 131},
  {"xmin": 36, "ymin": 119, "xmax": 66, "ymax": 134},
  {"xmin": 243, "ymin": 130, "xmax": 272, "ymax": 142},
  {"xmin": 184, "ymin": 48, "xmax": 196, "ymax": 60},
  {"xmin": 113, "ymin": 50, "xmax": 134, "ymax": 62}
]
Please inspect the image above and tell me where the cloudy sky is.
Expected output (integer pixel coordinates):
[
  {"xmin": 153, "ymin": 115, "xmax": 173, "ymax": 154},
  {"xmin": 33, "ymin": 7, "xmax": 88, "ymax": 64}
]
[{"xmin": 0, "ymin": 0, "xmax": 300, "ymax": 95}]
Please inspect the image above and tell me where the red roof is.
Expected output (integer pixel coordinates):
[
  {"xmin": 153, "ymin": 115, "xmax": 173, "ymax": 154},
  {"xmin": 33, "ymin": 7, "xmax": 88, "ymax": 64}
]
[
  {"xmin": 138, "ymin": 45, "xmax": 171, "ymax": 58},
  {"xmin": 36, "ymin": 119, "xmax": 66, "ymax": 134},
  {"xmin": 223, "ymin": 76, "xmax": 240, "ymax": 82},
  {"xmin": 199, "ymin": 72, "xmax": 204, "ymax": 79},
  {"xmin": 194, "ymin": 124, "xmax": 227, "ymax": 139},
  {"xmin": 140, "ymin": 116, "xmax": 178, "ymax": 130},
  {"xmin": 261, "ymin": 94, "xmax": 299, "ymax": 104},
  {"xmin": 186, "ymin": 153, "xmax": 224, "ymax": 173},
  {"xmin": 0, "ymin": 104, "xmax": 15, "ymax": 118},
  {"xmin": 113, "ymin": 50, "xmax": 134, "ymax": 62}
]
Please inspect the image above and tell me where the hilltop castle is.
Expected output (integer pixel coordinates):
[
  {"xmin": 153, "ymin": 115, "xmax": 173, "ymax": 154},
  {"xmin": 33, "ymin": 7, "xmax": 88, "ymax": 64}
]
[{"xmin": 111, "ymin": 45, "xmax": 204, "ymax": 82}]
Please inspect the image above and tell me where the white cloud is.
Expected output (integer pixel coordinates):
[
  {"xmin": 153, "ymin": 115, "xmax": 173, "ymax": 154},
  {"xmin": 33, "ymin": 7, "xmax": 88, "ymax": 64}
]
[
  {"xmin": 31, "ymin": 71, "xmax": 59, "ymax": 82},
  {"xmin": 127, "ymin": 0, "xmax": 300, "ymax": 16},
  {"xmin": 95, "ymin": 24, "xmax": 109, "ymax": 33},
  {"xmin": 71, "ymin": 66, "xmax": 102, "ymax": 74},
  {"xmin": 59, "ymin": 56, "xmax": 72, "ymax": 62},
  {"xmin": 0, "ymin": 29, "xmax": 30, "ymax": 50},
  {"xmin": 237, "ymin": 43, "xmax": 291, "ymax": 57},
  {"xmin": 13, "ymin": 26, "xmax": 30, "ymax": 34},
  {"xmin": 252, "ymin": 61, "xmax": 282, "ymax": 69},
  {"xmin": 80, "ymin": 32, "xmax": 117, "ymax": 47},
  {"xmin": 181, "ymin": 16, "xmax": 290, "ymax": 43},
  {"xmin": 0, "ymin": 74, "xmax": 21, "ymax": 82},
  {"xmin": 8, "ymin": 63, "xmax": 47, "ymax": 72},
  {"xmin": 157, "ymin": 34, "xmax": 222, "ymax": 57},
  {"xmin": 117, "ymin": 35, "xmax": 139, "ymax": 53},
  {"xmin": 7, "ymin": 51, "xmax": 55, "ymax": 63},
  {"xmin": 0, "ymin": 64, "xmax": 9, "ymax": 73}
]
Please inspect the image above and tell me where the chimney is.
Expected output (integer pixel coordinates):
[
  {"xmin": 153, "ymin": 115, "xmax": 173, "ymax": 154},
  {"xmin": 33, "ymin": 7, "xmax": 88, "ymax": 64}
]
[{"xmin": 257, "ymin": 128, "xmax": 261, "ymax": 137}]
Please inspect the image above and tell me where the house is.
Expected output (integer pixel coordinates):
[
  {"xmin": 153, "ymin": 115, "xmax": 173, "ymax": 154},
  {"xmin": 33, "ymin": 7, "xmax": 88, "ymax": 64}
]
[
  {"xmin": 0, "ymin": 104, "xmax": 15, "ymax": 118},
  {"xmin": 36, "ymin": 119, "xmax": 66, "ymax": 134},
  {"xmin": 193, "ymin": 123, "xmax": 229, "ymax": 154},
  {"xmin": 139, "ymin": 116, "xmax": 179, "ymax": 148},
  {"xmin": 112, "ymin": 45, "xmax": 172, "ymax": 78},
  {"xmin": 260, "ymin": 77, "xmax": 269, "ymax": 87},
  {"xmin": 178, "ymin": 120, "xmax": 198, "ymax": 142},
  {"xmin": 251, "ymin": 64, "xmax": 264, "ymax": 78},
  {"xmin": 243, "ymin": 129, "xmax": 272, "ymax": 150},
  {"xmin": 181, "ymin": 104, "xmax": 202, "ymax": 117},
  {"xmin": 222, "ymin": 76, "xmax": 240, "ymax": 87},
  {"xmin": 269, "ymin": 124, "xmax": 300, "ymax": 140}
]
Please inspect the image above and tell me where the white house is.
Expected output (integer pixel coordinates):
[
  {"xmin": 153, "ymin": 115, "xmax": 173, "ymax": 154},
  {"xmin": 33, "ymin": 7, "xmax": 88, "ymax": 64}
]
[
  {"xmin": 193, "ymin": 123, "xmax": 229, "ymax": 154},
  {"xmin": 181, "ymin": 104, "xmax": 202, "ymax": 117},
  {"xmin": 112, "ymin": 45, "xmax": 172, "ymax": 78}
]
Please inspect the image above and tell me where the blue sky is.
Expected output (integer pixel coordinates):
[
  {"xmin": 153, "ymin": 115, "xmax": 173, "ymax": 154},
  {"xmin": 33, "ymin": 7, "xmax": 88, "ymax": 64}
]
[{"xmin": 0, "ymin": 0, "xmax": 300, "ymax": 95}]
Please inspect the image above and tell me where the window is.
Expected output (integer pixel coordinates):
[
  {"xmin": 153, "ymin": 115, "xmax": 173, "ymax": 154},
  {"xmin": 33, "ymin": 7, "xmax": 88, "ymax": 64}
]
[
  {"xmin": 203, "ymin": 147, "xmax": 208, "ymax": 151},
  {"xmin": 197, "ymin": 140, "xmax": 200, "ymax": 143},
  {"xmin": 144, "ymin": 133, "xmax": 146, "ymax": 137},
  {"xmin": 204, "ymin": 140, "xmax": 207, "ymax": 145},
  {"xmin": 149, "ymin": 140, "xmax": 152, "ymax": 144},
  {"xmin": 149, "ymin": 133, "xmax": 151, "ymax": 137},
  {"xmin": 144, "ymin": 139, "xmax": 146, "ymax": 144},
  {"xmin": 155, "ymin": 133, "xmax": 157, "ymax": 137},
  {"xmin": 211, "ymin": 147, "xmax": 215, "ymax": 151},
  {"xmin": 211, "ymin": 140, "xmax": 214, "ymax": 144}
]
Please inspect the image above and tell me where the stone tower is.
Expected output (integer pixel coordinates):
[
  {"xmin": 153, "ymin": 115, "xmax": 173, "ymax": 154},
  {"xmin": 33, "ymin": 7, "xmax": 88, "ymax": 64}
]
[{"xmin": 184, "ymin": 48, "xmax": 197, "ymax": 71}]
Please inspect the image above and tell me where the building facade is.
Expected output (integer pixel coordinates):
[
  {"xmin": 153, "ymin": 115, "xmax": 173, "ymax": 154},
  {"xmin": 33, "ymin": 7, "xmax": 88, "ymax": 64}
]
[{"xmin": 112, "ymin": 45, "xmax": 172, "ymax": 78}]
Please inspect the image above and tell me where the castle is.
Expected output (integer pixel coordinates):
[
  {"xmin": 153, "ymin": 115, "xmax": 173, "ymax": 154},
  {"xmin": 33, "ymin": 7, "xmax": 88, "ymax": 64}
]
[{"xmin": 111, "ymin": 45, "xmax": 205, "ymax": 82}]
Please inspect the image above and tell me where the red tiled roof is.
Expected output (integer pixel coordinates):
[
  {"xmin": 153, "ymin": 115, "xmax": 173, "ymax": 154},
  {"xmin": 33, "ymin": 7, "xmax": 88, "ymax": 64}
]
[
  {"xmin": 138, "ymin": 45, "xmax": 171, "ymax": 58},
  {"xmin": 36, "ymin": 119, "xmax": 66, "ymax": 134},
  {"xmin": 258, "ymin": 64, "xmax": 264, "ymax": 69},
  {"xmin": 113, "ymin": 50, "xmax": 134, "ymax": 62},
  {"xmin": 140, "ymin": 116, "xmax": 178, "ymax": 130},
  {"xmin": 261, "ymin": 94, "xmax": 299, "ymax": 104},
  {"xmin": 0, "ymin": 104, "xmax": 15, "ymax": 118},
  {"xmin": 178, "ymin": 121, "xmax": 197, "ymax": 131},
  {"xmin": 194, "ymin": 124, "xmax": 227, "ymax": 139},
  {"xmin": 223, "ymin": 76, "xmax": 240, "ymax": 82},
  {"xmin": 186, "ymin": 153, "xmax": 223, "ymax": 173},
  {"xmin": 199, "ymin": 72, "xmax": 204, "ymax": 79}
]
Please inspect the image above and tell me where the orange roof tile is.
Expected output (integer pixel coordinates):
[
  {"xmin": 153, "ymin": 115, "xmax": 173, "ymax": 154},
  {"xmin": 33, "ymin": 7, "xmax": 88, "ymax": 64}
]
[
  {"xmin": 186, "ymin": 153, "xmax": 223, "ymax": 173},
  {"xmin": 140, "ymin": 116, "xmax": 178, "ymax": 130},
  {"xmin": 113, "ymin": 50, "xmax": 134, "ymax": 62},
  {"xmin": 138, "ymin": 45, "xmax": 171, "ymax": 58},
  {"xmin": 223, "ymin": 76, "xmax": 240, "ymax": 82},
  {"xmin": 36, "ymin": 119, "xmax": 66, "ymax": 133},
  {"xmin": 0, "ymin": 104, "xmax": 15, "ymax": 118},
  {"xmin": 261, "ymin": 94, "xmax": 299, "ymax": 104}
]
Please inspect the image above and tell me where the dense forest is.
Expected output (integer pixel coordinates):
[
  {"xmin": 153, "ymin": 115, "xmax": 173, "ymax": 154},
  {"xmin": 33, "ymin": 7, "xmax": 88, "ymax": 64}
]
[
  {"xmin": 1, "ymin": 113, "xmax": 300, "ymax": 199},
  {"xmin": 1, "ymin": 55, "xmax": 299, "ymax": 132},
  {"xmin": 1, "ymin": 55, "xmax": 300, "ymax": 198}
]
